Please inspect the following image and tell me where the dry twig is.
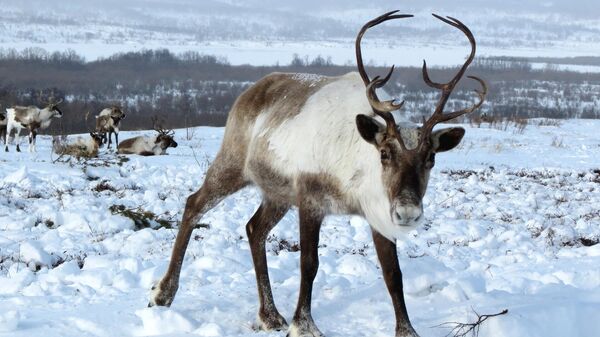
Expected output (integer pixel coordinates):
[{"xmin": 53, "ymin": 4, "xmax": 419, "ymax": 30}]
[{"xmin": 434, "ymin": 308, "xmax": 508, "ymax": 337}]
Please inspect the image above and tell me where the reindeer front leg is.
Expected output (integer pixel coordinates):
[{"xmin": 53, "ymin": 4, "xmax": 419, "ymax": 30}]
[
  {"xmin": 14, "ymin": 128, "xmax": 21, "ymax": 152},
  {"xmin": 372, "ymin": 230, "xmax": 419, "ymax": 337},
  {"xmin": 288, "ymin": 204, "xmax": 325, "ymax": 337},
  {"xmin": 107, "ymin": 131, "xmax": 113, "ymax": 149},
  {"xmin": 29, "ymin": 129, "xmax": 37, "ymax": 152},
  {"xmin": 4, "ymin": 125, "xmax": 10, "ymax": 152}
]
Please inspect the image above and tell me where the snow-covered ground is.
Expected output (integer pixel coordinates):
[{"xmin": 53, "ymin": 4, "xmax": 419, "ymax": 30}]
[{"xmin": 0, "ymin": 120, "xmax": 599, "ymax": 337}]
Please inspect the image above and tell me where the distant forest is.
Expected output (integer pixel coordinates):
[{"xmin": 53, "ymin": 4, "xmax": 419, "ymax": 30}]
[{"xmin": 0, "ymin": 48, "xmax": 599, "ymax": 134}]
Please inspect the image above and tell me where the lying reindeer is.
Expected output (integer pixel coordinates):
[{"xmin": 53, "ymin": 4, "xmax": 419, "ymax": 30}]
[
  {"xmin": 95, "ymin": 106, "xmax": 125, "ymax": 148},
  {"xmin": 53, "ymin": 132, "xmax": 104, "ymax": 158},
  {"xmin": 5, "ymin": 99, "xmax": 63, "ymax": 152},
  {"xmin": 117, "ymin": 125, "xmax": 178, "ymax": 156},
  {"xmin": 150, "ymin": 12, "xmax": 486, "ymax": 337}
]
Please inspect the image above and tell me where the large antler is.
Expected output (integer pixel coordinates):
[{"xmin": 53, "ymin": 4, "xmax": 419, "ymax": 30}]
[
  {"xmin": 356, "ymin": 10, "xmax": 413, "ymax": 150},
  {"xmin": 419, "ymin": 14, "xmax": 487, "ymax": 146}
]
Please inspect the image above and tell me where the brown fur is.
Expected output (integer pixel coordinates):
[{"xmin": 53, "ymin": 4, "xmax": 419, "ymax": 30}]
[
  {"xmin": 230, "ymin": 73, "xmax": 331, "ymax": 123},
  {"xmin": 116, "ymin": 138, "xmax": 136, "ymax": 153},
  {"xmin": 12, "ymin": 106, "xmax": 37, "ymax": 124}
]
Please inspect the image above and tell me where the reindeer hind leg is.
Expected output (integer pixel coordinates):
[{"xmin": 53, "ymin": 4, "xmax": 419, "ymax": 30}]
[
  {"xmin": 247, "ymin": 198, "xmax": 290, "ymax": 331},
  {"xmin": 149, "ymin": 153, "xmax": 247, "ymax": 307}
]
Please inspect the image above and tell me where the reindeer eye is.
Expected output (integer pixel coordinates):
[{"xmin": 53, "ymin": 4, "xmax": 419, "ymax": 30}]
[{"xmin": 380, "ymin": 149, "xmax": 390, "ymax": 161}]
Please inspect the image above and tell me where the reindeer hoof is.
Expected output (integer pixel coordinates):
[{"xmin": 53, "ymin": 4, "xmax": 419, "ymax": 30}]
[
  {"xmin": 254, "ymin": 310, "xmax": 288, "ymax": 331},
  {"xmin": 287, "ymin": 319, "xmax": 325, "ymax": 337},
  {"xmin": 148, "ymin": 280, "xmax": 177, "ymax": 307}
]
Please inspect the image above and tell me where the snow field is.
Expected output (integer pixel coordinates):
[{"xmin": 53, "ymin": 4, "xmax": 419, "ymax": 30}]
[{"xmin": 0, "ymin": 120, "xmax": 599, "ymax": 336}]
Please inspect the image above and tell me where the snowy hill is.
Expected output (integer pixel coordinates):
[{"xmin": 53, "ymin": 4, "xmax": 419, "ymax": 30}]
[
  {"xmin": 0, "ymin": 120, "xmax": 599, "ymax": 336},
  {"xmin": 1, "ymin": 0, "xmax": 599, "ymax": 65}
]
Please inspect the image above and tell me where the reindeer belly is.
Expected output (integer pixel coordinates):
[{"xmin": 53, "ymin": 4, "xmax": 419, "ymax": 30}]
[{"xmin": 246, "ymin": 157, "xmax": 297, "ymax": 204}]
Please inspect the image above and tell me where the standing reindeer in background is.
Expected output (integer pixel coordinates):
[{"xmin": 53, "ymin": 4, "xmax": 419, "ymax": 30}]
[
  {"xmin": 117, "ymin": 117, "xmax": 177, "ymax": 156},
  {"xmin": 5, "ymin": 99, "xmax": 63, "ymax": 152},
  {"xmin": 0, "ymin": 110, "xmax": 6, "ymax": 144},
  {"xmin": 150, "ymin": 11, "xmax": 486, "ymax": 337},
  {"xmin": 95, "ymin": 106, "xmax": 125, "ymax": 148}
]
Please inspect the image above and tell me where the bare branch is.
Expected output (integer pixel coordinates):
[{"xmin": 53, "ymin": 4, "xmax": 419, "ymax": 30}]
[{"xmin": 433, "ymin": 308, "xmax": 508, "ymax": 337}]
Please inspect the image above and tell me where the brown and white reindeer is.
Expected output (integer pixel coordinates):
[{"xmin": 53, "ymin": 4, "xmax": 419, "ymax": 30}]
[
  {"xmin": 0, "ymin": 110, "xmax": 6, "ymax": 144},
  {"xmin": 4, "ymin": 99, "xmax": 63, "ymax": 152},
  {"xmin": 149, "ymin": 11, "xmax": 486, "ymax": 337},
  {"xmin": 117, "ymin": 118, "xmax": 178, "ymax": 156},
  {"xmin": 53, "ymin": 132, "xmax": 104, "ymax": 158},
  {"xmin": 95, "ymin": 106, "xmax": 125, "ymax": 148}
]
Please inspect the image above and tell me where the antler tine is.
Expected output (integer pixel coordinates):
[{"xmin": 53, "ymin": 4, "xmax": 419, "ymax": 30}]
[
  {"xmin": 435, "ymin": 76, "xmax": 488, "ymax": 122},
  {"xmin": 356, "ymin": 11, "xmax": 414, "ymax": 86},
  {"xmin": 420, "ymin": 14, "xmax": 484, "ymax": 145},
  {"xmin": 422, "ymin": 14, "xmax": 476, "ymax": 93},
  {"xmin": 365, "ymin": 70, "xmax": 404, "ymax": 113},
  {"xmin": 366, "ymin": 76, "xmax": 407, "ymax": 150}
]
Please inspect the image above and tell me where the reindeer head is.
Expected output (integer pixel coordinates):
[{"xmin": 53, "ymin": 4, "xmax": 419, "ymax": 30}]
[
  {"xmin": 152, "ymin": 117, "xmax": 178, "ymax": 151},
  {"xmin": 355, "ymin": 12, "xmax": 487, "ymax": 228},
  {"xmin": 45, "ymin": 98, "xmax": 63, "ymax": 118},
  {"xmin": 109, "ymin": 106, "xmax": 126, "ymax": 121},
  {"xmin": 156, "ymin": 132, "xmax": 178, "ymax": 150},
  {"xmin": 89, "ymin": 132, "xmax": 104, "ymax": 147}
]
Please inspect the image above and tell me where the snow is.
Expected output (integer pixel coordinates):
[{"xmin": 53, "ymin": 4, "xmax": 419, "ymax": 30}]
[
  {"xmin": 5, "ymin": 40, "xmax": 600, "ymax": 68},
  {"xmin": 0, "ymin": 121, "xmax": 599, "ymax": 337},
  {"xmin": 530, "ymin": 62, "xmax": 600, "ymax": 73}
]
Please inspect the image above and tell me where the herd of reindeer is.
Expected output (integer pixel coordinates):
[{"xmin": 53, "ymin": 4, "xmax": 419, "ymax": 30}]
[
  {"xmin": 4, "ymin": 10, "xmax": 498, "ymax": 337},
  {"xmin": 0, "ymin": 101, "xmax": 178, "ymax": 157}
]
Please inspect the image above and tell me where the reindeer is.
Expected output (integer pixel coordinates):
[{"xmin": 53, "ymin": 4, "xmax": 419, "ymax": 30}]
[
  {"xmin": 0, "ymin": 110, "xmax": 6, "ymax": 144},
  {"xmin": 95, "ymin": 106, "xmax": 125, "ymax": 148},
  {"xmin": 149, "ymin": 12, "xmax": 486, "ymax": 337},
  {"xmin": 117, "ymin": 120, "xmax": 177, "ymax": 156},
  {"xmin": 5, "ymin": 99, "xmax": 63, "ymax": 152},
  {"xmin": 53, "ymin": 132, "xmax": 104, "ymax": 158}
]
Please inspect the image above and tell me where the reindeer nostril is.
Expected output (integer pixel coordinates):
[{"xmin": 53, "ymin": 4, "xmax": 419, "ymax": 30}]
[{"xmin": 394, "ymin": 205, "xmax": 422, "ymax": 225}]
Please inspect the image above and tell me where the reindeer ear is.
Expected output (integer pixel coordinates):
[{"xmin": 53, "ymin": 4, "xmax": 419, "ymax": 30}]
[
  {"xmin": 431, "ymin": 127, "xmax": 465, "ymax": 153},
  {"xmin": 356, "ymin": 114, "xmax": 385, "ymax": 145}
]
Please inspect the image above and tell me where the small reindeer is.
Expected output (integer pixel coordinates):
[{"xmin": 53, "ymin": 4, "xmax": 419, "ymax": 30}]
[
  {"xmin": 95, "ymin": 106, "xmax": 125, "ymax": 148},
  {"xmin": 53, "ymin": 132, "xmax": 104, "ymax": 158},
  {"xmin": 117, "ymin": 118, "xmax": 177, "ymax": 156},
  {"xmin": 150, "ymin": 11, "xmax": 486, "ymax": 337},
  {"xmin": 5, "ymin": 99, "xmax": 63, "ymax": 152},
  {"xmin": 0, "ymin": 110, "xmax": 7, "ymax": 144}
]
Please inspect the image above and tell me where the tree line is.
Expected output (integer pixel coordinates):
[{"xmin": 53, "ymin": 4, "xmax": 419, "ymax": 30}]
[{"xmin": 0, "ymin": 48, "xmax": 598, "ymax": 135}]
